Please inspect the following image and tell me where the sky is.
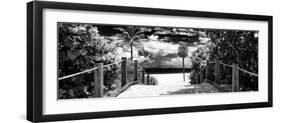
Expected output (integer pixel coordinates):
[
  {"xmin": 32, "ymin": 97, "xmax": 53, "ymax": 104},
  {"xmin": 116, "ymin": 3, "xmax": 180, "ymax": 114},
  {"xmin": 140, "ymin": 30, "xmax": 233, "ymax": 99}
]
[{"xmin": 115, "ymin": 35, "xmax": 197, "ymax": 68}]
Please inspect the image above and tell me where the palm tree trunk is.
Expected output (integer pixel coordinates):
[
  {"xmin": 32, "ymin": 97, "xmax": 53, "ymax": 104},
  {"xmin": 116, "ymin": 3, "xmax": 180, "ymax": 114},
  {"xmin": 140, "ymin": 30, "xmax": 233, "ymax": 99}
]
[
  {"xmin": 130, "ymin": 44, "xmax": 133, "ymax": 60},
  {"xmin": 182, "ymin": 57, "xmax": 185, "ymax": 82},
  {"xmin": 130, "ymin": 39, "xmax": 133, "ymax": 60}
]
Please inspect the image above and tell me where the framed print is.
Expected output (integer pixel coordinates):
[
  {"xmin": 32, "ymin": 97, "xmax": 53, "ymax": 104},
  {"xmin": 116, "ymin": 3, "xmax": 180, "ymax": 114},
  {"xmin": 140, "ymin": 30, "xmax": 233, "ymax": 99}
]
[{"xmin": 27, "ymin": 1, "xmax": 273, "ymax": 122}]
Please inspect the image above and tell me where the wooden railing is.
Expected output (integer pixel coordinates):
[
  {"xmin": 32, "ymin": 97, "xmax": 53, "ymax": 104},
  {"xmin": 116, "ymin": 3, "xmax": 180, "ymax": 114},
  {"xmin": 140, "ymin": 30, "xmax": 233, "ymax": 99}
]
[
  {"xmin": 58, "ymin": 57, "xmax": 152, "ymax": 98},
  {"xmin": 195, "ymin": 60, "xmax": 258, "ymax": 92}
]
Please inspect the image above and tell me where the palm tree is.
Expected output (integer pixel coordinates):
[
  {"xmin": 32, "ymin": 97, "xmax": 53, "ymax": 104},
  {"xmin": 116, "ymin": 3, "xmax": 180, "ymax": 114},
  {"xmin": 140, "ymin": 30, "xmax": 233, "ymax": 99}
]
[
  {"xmin": 177, "ymin": 45, "xmax": 188, "ymax": 82},
  {"xmin": 114, "ymin": 26, "xmax": 150, "ymax": 60}
]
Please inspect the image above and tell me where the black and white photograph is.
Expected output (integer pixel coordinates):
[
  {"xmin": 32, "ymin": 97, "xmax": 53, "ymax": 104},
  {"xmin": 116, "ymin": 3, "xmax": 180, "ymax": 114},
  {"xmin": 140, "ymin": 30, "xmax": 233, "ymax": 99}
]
[
  {"xmin": 58, "ymin": 22, "xmax": 259, "ymax": 99},
  {"xmin": 25, "ymin": 1, "xmax": 273, "ymax": 122}
]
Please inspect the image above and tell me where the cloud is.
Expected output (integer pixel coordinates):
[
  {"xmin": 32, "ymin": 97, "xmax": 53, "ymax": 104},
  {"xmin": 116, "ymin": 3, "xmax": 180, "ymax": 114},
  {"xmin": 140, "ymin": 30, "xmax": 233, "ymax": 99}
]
[
  {"xmin": 162, "ymin": 57, "xmax": 192, "ymax": 68},
  {"xmin": 199, "ymin": 37, "xmax": 211, "ymax": 43},
  {"xmin": 142, "ymin": 40, "xmax": 179, "ymax": 57},
  {"xmin": 115, "ymin": 39, "xmax": 193, "ymax": 68}
]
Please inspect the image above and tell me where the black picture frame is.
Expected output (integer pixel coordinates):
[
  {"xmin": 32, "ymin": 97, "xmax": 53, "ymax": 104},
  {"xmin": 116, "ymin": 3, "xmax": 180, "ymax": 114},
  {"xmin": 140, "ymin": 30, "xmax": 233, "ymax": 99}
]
[{"xmin": 27, "ymin": 1, "xmax": 273, "ymax": 122}]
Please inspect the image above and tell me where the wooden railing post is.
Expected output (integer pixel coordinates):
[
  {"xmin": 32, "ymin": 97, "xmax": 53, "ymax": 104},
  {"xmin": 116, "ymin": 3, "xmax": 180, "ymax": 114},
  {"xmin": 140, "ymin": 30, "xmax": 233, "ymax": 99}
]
[
  {"xmin": 134, "ymin": 60, "xmax": 138, "ymax": 81},
  {"xmin": 215, "ymin": 61, "xmax": 221, "ymax": 82},
  {"xmin": 195, "ymin": 74, "xmax": 198, "ymax": 84},
  {"xmin": 196, "ymin": 74, "xmax": 198, "ymax": 84},
  {"xmin": 142, "ymin": 70, "xmax": 145, "ymax": 84},
  {"xmin": 121, "ymin": 57, "xmax": 127, "ymax": 86},
  {"xmin": 232, "ymin": 64, "xmax": 239, "ymax": 92},
  {"xmin": 200, "ymin": 71, "xmax": 203, "ymax": 83},
  {"xmin": 205, "ymin": 61, "xmax": 209, "ymax": 80},
  {"xmin": 197, "ymin": 74, "xmax": 199, "ymax": 84},
  {"xmin": 93, "ymin": 67, "xmax": 99, "ymax": 97},
  {"xmin": 147, "ymin": 74, "xmax": 150, "ymax": 85},
  {"xmin": 97, "ymin": 63, "xmax": 104, "ymax": 97}
]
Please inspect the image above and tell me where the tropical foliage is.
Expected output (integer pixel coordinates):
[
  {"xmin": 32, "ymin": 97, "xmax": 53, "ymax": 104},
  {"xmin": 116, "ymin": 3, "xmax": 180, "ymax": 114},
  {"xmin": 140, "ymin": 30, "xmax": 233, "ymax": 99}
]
[
  {"xmin": 190, "ymin": 30, "xmax": 259, "ymax": 91},
  {"xmin": 177, "ymin": 45, "xmax": 188, "ymax": 82},
  {"xmin": 58, "ymin": 23, "xmax": 121, "ymax": 99}
]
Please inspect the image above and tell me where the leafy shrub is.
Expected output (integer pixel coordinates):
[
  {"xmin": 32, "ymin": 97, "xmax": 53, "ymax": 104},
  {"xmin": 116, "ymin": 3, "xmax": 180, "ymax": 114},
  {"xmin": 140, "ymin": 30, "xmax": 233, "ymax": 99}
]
[
  {"xmin": 149, "ymin": 76, "xmax": 158, "ymax": 85},
  {"xmin": 190, "ymin": 30, "xmax": 258, "ymax": 91},
  {"xmin": 58, "ymin": 23, "xmax": 121, "ymax": 99}
]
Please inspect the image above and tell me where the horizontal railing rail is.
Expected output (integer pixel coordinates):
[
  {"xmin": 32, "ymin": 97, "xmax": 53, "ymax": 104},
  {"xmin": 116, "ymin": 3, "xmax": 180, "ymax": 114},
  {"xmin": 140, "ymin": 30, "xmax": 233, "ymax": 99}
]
[
  {"xmin": 58, "ymin": 67, "xmax": 98, "ymax": 81},
  {"xmin": 217, "ymin": 61, "xmax": 258, "ymax": 77},
  {"xmin": 195, "ymin": 59, "xmax": 258, "ymax": 92},
  {"xmin": 58, "ymin": 57, "xmax": 151, "ymax": 98},
  {"xmin": 58, "ymin": 60, "xmax": 124, "ymax": 80}
]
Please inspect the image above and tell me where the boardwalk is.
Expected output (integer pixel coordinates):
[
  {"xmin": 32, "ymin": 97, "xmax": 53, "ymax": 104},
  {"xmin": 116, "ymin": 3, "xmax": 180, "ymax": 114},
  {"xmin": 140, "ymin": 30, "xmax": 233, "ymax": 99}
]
[{"xmin": 117, "ymin": 73, "xmax": 220, "ymax": 98}]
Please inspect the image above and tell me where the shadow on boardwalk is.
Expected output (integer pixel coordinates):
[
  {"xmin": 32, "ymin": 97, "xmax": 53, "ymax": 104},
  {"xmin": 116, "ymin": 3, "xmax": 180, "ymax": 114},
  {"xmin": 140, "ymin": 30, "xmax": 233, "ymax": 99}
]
[
  {"xmin": 117, "ymin": 73, "xmax": 220, "ymax": 98},
  {"xmin": 161, "ymin": 83, "xmax": 220, "ymax": 95}
]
